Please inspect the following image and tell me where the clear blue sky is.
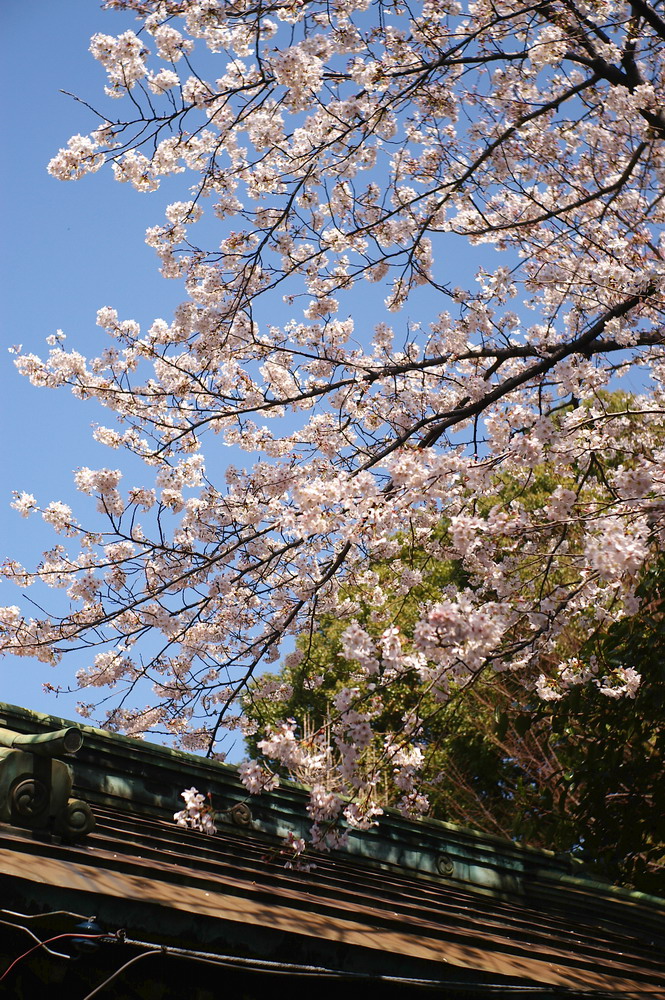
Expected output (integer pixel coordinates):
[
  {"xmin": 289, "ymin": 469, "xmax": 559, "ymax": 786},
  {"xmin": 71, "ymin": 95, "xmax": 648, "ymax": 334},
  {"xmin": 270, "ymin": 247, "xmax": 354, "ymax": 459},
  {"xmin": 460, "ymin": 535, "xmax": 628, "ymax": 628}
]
[{"xmin": 0, "ymin": 1, "xmax": 189, "ymax": 722}]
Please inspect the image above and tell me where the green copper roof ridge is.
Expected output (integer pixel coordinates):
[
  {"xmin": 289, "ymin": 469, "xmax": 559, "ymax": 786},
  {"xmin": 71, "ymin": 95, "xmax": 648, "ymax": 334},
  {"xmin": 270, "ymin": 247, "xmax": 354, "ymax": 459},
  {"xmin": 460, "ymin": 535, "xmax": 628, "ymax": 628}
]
[
  {"xmin": 1, "ymin": 701, "xmax": 663, "ymax": 909},
  {"xmin": 0, "ymin": 701, "xmax": 569, "ymax": 855},
  {"xmin": 0, "ymin": 700, "xmax": 238, "ymax": 772}
]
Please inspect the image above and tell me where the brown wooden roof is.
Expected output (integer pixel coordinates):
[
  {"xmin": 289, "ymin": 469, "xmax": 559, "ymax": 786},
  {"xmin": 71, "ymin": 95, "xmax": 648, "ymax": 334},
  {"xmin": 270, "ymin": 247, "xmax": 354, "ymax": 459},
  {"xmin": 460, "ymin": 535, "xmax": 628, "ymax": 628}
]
[{"xmin": 1, "ymin": 803, "xmax": 664, "ymax": 996}]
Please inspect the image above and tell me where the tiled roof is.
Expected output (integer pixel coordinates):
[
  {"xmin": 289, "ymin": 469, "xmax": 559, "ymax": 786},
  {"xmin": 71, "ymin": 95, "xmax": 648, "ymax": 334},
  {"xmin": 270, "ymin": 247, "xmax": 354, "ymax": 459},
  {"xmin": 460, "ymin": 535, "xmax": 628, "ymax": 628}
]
[{"xmin": 1, "ymin": 703, "xmax": 664, "ymax": 997}]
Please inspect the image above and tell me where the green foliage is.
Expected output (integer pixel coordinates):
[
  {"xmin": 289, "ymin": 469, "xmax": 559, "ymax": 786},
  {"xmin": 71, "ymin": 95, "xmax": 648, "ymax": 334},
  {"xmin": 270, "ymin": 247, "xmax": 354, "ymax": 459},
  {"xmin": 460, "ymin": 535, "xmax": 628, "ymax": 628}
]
[{"xmin": 537, "ymin": 561, "xmax": 665, "ymax": 892}]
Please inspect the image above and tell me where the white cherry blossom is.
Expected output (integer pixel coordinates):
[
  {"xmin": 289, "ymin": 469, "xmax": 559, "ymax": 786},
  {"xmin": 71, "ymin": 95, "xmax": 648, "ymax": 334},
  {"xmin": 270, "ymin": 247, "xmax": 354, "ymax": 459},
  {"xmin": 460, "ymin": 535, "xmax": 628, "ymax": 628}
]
[{"xmin": 3, "ymin": 0, "xmax": 665, "ymax": 839}]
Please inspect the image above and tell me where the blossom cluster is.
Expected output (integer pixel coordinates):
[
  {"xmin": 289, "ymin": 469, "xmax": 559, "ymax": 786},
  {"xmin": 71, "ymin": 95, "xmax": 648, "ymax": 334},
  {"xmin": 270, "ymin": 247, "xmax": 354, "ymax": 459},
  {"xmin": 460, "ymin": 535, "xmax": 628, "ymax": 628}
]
[{"xmin": 173, "ymin": 786, "xmax": 217, "ymax": 835}]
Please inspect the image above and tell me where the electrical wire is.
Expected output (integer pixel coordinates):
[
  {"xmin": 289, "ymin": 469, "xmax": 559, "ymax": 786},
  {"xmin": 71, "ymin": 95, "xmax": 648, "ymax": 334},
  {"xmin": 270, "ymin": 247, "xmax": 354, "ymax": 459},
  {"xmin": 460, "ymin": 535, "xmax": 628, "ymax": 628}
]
[
  {"xmin": 82, "ymin": 949, "xmax": 460, "ymax": 1000},
  {"xmin": 0, "ymin": 907, "xmax": 91, "ymax": 922},
  {"xmin": 120, "ymin": 937, "xmax": 446, "ymax": 981},
  {"xmin": 81, "ymin": 937, "xmax": 665, "ymax": 1000},
  {"xmin": 82, "ymin": 952, "xmax": 166, "ymax": 999},
  {"xmin": 0, "ymin": 933, "xmax": 106, "ymax": 984},
  {"xmin": 2, "ymin": 910, "xmax": 662, "ymax": 999},
  {"xmin": 0, "ymin": 918, "xmax": 71, "ymax": 961},
  {"xmin": 115, "ymin": 937, "xmax": 619, "ymax": 991}
]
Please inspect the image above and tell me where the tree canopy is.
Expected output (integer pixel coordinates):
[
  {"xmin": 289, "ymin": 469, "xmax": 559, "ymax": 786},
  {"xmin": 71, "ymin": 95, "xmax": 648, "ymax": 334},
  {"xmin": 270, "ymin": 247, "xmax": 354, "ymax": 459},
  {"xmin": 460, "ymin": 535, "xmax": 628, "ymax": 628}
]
[{"xmin": 2, "ymin": 1, "xmax": 665, "ymax": 849}]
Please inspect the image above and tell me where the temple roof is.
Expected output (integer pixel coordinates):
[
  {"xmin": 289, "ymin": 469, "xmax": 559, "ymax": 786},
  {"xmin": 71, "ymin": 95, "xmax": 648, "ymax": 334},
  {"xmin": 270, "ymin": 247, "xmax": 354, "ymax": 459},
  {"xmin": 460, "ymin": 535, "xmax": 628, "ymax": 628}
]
[{"xmin": 1, "ymin": 702, "xmax": 664, "ymax": 998}]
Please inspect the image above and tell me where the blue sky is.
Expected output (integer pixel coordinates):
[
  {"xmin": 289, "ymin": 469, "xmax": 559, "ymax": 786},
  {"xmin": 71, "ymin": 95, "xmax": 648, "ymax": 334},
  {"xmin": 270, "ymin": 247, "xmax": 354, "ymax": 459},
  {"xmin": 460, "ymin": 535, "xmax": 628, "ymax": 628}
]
[{"xmin": 0, "ymin": 1, "xmax": 187, "ymax": 722}]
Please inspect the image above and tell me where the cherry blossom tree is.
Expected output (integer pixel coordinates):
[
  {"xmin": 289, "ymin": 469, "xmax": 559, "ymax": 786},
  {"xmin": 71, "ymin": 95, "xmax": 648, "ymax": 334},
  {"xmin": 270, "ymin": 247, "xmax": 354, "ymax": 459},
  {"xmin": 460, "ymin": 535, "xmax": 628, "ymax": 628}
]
[
  {"xmin": 242, "ymin": 504, "xmax": 665, "ymax": 888},
  {"xmin": 3, "ymin": 0, "xmax": 665, "ymax": 840}
]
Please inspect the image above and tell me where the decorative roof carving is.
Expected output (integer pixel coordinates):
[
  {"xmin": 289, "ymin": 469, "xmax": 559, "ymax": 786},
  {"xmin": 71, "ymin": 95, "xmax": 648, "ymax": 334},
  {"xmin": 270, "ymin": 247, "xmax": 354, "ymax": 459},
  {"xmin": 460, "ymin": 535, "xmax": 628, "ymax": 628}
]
[{"xmin": 0, "ymin": 724, "xmax": 94, "ymax": 841}]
